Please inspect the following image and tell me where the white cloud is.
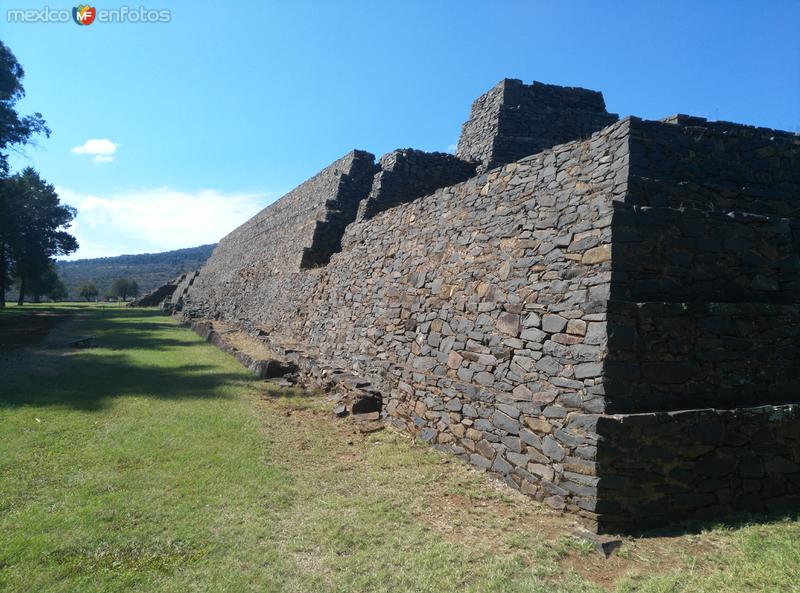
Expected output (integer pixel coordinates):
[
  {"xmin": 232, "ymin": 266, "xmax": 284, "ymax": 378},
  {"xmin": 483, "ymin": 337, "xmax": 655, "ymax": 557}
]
[
  {"xmin": 71, "ymin": 139, "xmax": 119, "ymax": 163},
  {"xmin": 445, "ymin": 143, "xmax": 457, "ymax": 154},
  {"xmin": 56, "ymin": 186, "xmax": 273, "ymax": 259}
]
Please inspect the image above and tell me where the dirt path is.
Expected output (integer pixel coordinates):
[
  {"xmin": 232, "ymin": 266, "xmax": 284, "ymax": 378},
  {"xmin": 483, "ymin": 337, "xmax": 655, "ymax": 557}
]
[{"xmin": 0, "ymin": 310, "xmax": 72, "ymax": 351}]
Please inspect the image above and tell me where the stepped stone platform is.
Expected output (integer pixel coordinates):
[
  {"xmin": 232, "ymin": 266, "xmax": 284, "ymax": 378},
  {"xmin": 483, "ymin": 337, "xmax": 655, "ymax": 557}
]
[{"xmin": 162, "ymin": 79, "xmax": 799, "ymax": 532}]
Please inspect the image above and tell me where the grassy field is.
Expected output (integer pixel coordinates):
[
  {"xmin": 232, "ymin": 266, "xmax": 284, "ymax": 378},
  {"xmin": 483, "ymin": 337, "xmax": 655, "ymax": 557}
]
[{"xmin": 1, "ymin": 304, "xmax": 798, "ymax": 592}]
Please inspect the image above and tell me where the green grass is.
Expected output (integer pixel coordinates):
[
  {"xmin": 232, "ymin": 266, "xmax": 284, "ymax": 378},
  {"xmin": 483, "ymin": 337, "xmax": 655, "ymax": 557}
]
[{"xmin": 1, "ymin": 304, "xmax": 798, "ymax": 592}]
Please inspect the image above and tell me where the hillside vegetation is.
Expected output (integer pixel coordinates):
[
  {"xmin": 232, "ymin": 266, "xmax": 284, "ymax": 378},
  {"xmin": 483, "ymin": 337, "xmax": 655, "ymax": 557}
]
[{"xmin": 56, "ymin": 244, "xmax": 214, "ymax": 298}]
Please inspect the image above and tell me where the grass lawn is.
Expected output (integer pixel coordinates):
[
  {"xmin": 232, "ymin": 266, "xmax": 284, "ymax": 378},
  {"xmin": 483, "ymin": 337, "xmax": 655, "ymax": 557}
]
[{"xmin": 1, "ymin": 304, "xmax": 798, "ymax": 592}]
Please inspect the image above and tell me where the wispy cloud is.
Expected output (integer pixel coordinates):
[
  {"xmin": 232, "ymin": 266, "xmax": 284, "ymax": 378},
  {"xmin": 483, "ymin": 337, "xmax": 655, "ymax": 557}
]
[
  {"xmin": 445, "ymin": 143, "xmax": 457, "ymax": 154},
  {"xmin": 57, "ymin": 186, "xmax": 273, "ymax": 259},
  {"xmin": 70, "ymin": 139, "xmax": 119, "ymax": 163}
]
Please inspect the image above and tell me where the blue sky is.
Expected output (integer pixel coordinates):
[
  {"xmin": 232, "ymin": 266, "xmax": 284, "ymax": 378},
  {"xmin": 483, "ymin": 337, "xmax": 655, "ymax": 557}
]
[{"xmin": 4, "ymin": 0, "xmax": 799, "ymax": 259}]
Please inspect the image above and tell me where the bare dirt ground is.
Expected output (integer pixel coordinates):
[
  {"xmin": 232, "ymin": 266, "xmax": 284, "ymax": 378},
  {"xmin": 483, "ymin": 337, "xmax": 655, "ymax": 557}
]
[{"xmin": 0, "ymin": 310, "xmax": 72, "ymax": 351}]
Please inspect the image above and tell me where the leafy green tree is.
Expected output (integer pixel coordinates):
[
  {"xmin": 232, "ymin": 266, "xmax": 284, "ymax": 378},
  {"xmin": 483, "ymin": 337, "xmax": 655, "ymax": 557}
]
[
  {"xmin": 47, "ymin": 276, "xmax": 68, "ymax": 302},
  {"xmin": 0, "ymin": 41, "xmax": 49, "ymax": 176},
  {"xmin": 4, "ymin": 168, "xmax": 77, "ymax": 305},
  {"xmin": 0, "ymin": 169, "xmax": 20, "ymax": 305},
  {"xmin": 25, "ymin": 262, "xmax": 66, "ymax": 302},
  {"xmin": 78, "ymin": 283, "xmax": 99, "ymax": 301},
  {"xmin": 111, "ymin": 278, "xmax": 139, "ymax": 301},
  {"xmin": 0, "ymin": 41, "xmax": 54, "ymax": 306}
]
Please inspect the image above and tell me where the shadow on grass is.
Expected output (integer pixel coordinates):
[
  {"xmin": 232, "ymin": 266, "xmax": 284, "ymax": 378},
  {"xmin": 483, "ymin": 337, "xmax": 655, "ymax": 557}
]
[
  {"xmin": 630, "ymin": 509, "xmax": 800, "ymax": 540},
  {"xmin": 0, "ymin": 303, "xmax": 89, "ymax": 314},
  {"xmin": 0, "ymin": 306, "xmax": 255, "ymax": 412}
]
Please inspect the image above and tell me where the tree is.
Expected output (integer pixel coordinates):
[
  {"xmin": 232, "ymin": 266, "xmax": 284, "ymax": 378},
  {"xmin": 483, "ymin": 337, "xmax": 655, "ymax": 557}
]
[
  {"xmin": 23, "ymin": 261, "xmax": 66, "ymax": 302},
  {"xmin": 3, "ymin": 168, "xmax": 77, "ymax": 305},
  {"xmin": 47, "ymin": 276, "xmax": 68, "ymax": 302},
  {"xmin": 78, "ymin": 283, "xmax": 99, "ymax": 302},
  {"xmin": 0, "ymin": 41, "xmax": 54, "ymax": 307},
  {"xmin": 16, "ymin": 261, "xmax": 67, "ymax": 302},
  {"xmin": 111, "ymin": 278, "xmax": 138, "ymax": 301},
  {"xmin": 12, "ymin": 248, "xmax": 49, "ymax": 305},
  {"xmin": 0, "ymin": 40, "xmax": 50, "ymax": 176}
]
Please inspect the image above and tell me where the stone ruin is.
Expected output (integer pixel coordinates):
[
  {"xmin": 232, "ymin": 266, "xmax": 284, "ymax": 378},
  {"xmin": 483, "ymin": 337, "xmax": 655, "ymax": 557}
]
[{"xmin": 161, "ymin": 79, "xmax": 799, "ymax": 532}]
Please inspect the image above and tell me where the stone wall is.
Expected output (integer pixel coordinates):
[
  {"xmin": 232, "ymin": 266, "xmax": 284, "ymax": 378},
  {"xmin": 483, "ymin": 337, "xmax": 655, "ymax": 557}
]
[
  {"xmin": 290, "ymin": 121, "xmax": 631, "ymax": 526},
  {"xmin": 604, "ymin": 302, "xmax": 800, "ymax": 413},
  {"xmin": 128, "ymin": 275, "xmax": 181, "ymax": 307},
  {"xmin": 176, "ymin": 80, "xmax": 800, "ymax": 532},
  {"xmin": 356, "ymin": 149, "xmax": 476, "ymax": 221},
  {"xmin": 163, "ymin": 270, "xmax": 198, "ymax": 314},
  {"xmin": 603, "ymin": 115, "xmax": 800, "ymax": 415},
  {"xmin": 296, "ymin": 151, "xmax": 377, "ymax": 267},
  {"xmin": 456, "ymin": 79, "xmax": 618, "ymax": 174},
  {"xmin": 182, "ymin": 150, "xmax": 375, "ymax": 334},
  {"xmin": 592, "ymin": 404, "xmax": 800, "ymax": 532},
  {"xmin": 303, "ymin": 119, "xmax": 631, "ymax": 418},
  {"xmin": 626, "ymin": 116, "xmax": 800, "ymax": 219},
  {"xmin": 611, "ymin": 205, "xmax": 799, "ymax": 303}
]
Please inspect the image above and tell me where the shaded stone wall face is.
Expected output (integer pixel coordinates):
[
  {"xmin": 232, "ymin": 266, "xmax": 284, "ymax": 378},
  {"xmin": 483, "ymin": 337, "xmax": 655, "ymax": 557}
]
[
  {"xmin": 581, "ymin": 117, "xmax": 800, "ymax": 529},
  {"xmin": 454, "ymin": 81, "xmax": 503, "ymax": 173},
  {"xmin": 457, "ymin": 79, "xmax": 619, "ymax": 174},
  {"xmin": 593, "ymin": 404, "xmax": 800, "ymax": 532},
  {"xmin": 604, "ymin": 302, "xmax": 800, "ymax": 413},
  {"xmin": 611, "ymin": 205, "xmax": 800, "ymax": 303},
  {"xmin": 626, "ymin": 117, "xmax": 800, "ymax": 218},
  {"xmin": 356, "ymin": 149, "xmax": 476, "ymax": 221},
  {"xmin": 604, "ymin": 118, "xmax": 800, "ymax": 415}
]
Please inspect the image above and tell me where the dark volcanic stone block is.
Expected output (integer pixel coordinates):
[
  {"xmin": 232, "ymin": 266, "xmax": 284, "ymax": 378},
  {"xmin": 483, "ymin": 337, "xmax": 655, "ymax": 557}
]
[
  {"xmin": 357, "ymin": 149, "xmax": 475, "ymax": 221},
  {"xmin": 593, "ymin": 404, "xmax": 800, "ymax": 533},
  {"xmin": 456, "ymin": 79, "xmax": 618, "ymax": 173}
]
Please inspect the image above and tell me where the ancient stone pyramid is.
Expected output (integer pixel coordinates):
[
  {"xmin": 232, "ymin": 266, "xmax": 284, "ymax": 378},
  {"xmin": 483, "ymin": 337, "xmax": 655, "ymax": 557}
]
[{"xmin": 170, "ymin": 79, "xmax": 799, "ymax": 532}]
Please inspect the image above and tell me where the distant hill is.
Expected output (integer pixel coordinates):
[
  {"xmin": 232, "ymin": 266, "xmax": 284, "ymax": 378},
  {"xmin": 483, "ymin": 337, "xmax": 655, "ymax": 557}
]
[{"xmin": 56, "ymin": 244, "xmax": 215, "ymax": 298}]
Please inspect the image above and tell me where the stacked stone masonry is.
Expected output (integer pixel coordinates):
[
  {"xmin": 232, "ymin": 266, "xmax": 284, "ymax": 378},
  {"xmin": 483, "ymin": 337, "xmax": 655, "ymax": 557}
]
[
  {"xmin": 177, "ymin": 150, "xmax": 375, "ymax": 335},
  {"xmin": 457, "ymin": 79, "xmax": 619, "ymax": 174},
  {"xmin": 128, "ymin": 274, "xmax": 182, "ymax": 307},
  {"xmin": 356, "ymin": 149, "xmax": 476, "ymax": 221},
  {"xmin": 175, "ymin": 79, "xmax": 800, "ymax": 532},
  {"xmin": 162, "ymin": 270, "xmax": 198, "ymax": 314}
]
